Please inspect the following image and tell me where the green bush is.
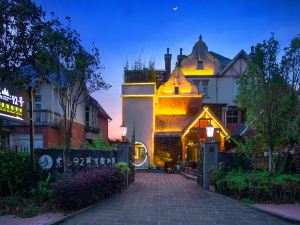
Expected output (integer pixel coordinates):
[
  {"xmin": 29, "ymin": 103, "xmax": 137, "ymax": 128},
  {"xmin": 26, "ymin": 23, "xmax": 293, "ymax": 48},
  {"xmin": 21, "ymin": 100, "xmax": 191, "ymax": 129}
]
[
  {"xmin": 114, "ymin": 162, "xmax": 129, "ymax": 174},
  {"xmin": 31, "ymin": 173, "xmax": 51, "ymax": 204},
  {"xmin": 211, "ymin": 169, "xmax": 300, "ymax": 203},
  {"xmin": 0, "ymin": 151, "xmax": 32, "ymax": 195}
]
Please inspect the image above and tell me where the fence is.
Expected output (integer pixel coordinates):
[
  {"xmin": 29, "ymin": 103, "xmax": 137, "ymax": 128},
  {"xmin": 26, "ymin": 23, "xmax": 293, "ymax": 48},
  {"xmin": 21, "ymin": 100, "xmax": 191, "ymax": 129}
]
[{"xmin": 218, "ymin": 151, "xmax": 300, "ymax": 173}]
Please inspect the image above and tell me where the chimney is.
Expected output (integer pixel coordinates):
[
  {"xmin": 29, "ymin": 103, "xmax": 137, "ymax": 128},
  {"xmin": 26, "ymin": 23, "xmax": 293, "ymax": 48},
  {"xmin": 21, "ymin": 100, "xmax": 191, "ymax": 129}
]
[
  {"xmin": 249, "ymin": 45, "xmax": 256, "ymax": 60},
  {"xmin": 177, "ymin": 48, "xmax": 184, "ymax": 67},
  {"xmin": 164, "ymin": 48, "xmax": 172, "ymax": 81}
]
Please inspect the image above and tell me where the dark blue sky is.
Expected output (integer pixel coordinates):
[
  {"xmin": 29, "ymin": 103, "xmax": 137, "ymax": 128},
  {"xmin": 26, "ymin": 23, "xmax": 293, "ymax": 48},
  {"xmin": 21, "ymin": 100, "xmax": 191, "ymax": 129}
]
[{"xmin": 36, "ymin": 0, "xmax": 300, "ymax": 139}]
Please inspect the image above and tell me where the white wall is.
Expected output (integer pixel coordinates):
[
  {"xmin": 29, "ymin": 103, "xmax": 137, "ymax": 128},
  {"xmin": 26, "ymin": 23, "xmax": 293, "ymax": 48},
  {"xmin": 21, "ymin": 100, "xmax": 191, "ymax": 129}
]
[
  {"xmin": 123, "ymin": 97, "xmax": 154, "ymax": 166},
  {"xmin": 37, "ymin": 82, "xmax": 86, "ymax": 125}
]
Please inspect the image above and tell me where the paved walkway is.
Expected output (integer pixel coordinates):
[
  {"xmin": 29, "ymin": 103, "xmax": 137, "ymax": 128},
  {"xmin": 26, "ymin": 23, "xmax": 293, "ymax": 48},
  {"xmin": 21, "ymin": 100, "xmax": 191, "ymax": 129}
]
[
  {"xmin": 0, "ymin": 213, "xmax": 64, "ymax": 225},
  {"xmin": 61, "ymin": 173, "xmax": 295, "ymax": 225}
]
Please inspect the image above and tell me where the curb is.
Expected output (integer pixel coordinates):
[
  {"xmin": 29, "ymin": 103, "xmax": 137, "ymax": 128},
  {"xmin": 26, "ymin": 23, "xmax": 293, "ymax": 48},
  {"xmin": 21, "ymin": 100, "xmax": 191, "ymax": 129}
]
[
  {"xmin": 46, "ymin": 193, "xmax": 121, "ymax": 225},
  {"xmin": 242, "ymin": 203, "xmax": 300, "ymax": 224}
]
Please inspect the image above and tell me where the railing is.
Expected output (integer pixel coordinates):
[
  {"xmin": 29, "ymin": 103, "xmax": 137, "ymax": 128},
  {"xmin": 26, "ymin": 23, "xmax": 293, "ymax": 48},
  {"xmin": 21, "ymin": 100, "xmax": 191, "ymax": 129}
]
[
  {"xmin": 124, "ymin": 69, "xmax": 156, "ymax": 83},
  {"xmin": 85, "ymin": 126, "xmax": 100, "ymax": 133},
  {"xmin": 34, "ymin": 110, "xmax": 61, "ymax": 127}
]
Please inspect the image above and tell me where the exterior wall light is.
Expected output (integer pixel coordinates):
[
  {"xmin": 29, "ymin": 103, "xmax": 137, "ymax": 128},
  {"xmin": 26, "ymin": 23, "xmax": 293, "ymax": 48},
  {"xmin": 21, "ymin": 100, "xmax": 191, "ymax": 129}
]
[{"xmin": 120, "ymin": 123, "xmax": 127, "ymax": 142}]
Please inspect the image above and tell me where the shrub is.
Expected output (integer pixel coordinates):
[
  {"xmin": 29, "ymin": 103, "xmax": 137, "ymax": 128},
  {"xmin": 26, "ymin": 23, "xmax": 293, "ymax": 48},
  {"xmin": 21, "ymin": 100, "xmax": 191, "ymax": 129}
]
[
  {"xmin": 31, "ymin": 173, "xmax": 51, "ymax": 204},
  {"xmin": 211, "ymin": 169, "xmax": 300, "ymax": 203},
  {"xmin": 51, "ymin": 167, "xmax": 124, "ymax": 210},
  {"xmin": 0, "ymin": 151, "xmax": 32, "ymax": 195},
  {"xmin": 113, "ymin": 162, "xmax": 129, "ymax": 174}
]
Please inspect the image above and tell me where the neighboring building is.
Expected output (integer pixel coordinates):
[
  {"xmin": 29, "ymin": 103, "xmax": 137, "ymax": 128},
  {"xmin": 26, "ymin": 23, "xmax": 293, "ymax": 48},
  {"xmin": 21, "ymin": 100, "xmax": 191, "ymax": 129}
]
[
  {"xmin": 4, "ymin": 81, "xmax": 111, "ymax": 150},
  {"xmin": 122, "ymin": 36, "xmax": 254, "ymax": 168}
]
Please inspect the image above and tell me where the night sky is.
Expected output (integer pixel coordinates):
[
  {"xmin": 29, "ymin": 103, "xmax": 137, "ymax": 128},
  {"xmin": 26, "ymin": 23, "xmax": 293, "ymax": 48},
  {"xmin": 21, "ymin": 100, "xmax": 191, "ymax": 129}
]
[{"xmin": 36, "ymin": 0, "xmax": 300, "ymax": 139}]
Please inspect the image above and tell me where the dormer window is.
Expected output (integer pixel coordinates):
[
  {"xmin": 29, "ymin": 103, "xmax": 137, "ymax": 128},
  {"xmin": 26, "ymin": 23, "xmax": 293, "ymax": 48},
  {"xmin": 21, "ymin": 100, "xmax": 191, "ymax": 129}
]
[{"xmin": 197, "ymin": 60, "xmax": 204, "ymax": 70}]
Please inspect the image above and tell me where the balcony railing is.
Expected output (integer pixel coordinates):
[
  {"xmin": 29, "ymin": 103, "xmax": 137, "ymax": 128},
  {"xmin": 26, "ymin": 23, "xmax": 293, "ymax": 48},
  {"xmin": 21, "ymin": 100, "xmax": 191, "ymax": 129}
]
[{"xmin": 34, "ymin": 110, "xmax": 61, "ymax": 127}]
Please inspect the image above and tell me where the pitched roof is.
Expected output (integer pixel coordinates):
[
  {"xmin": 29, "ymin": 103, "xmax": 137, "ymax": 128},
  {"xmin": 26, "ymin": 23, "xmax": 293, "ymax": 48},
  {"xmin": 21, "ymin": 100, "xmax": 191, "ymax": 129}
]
[
  {"xmin": 155, "ymin": 115, "xmax": 195, "ymax": 132},
  {"xmin": 219, "ymin": 50, "xmax": 250, "ymax": 76},
  {"xmin": 209, "ymin": 51, "xmax": 231, "ymax": 68},
  {"xmin": 88, "ymin": 96, "xmax": 112, "ymax": 120}
]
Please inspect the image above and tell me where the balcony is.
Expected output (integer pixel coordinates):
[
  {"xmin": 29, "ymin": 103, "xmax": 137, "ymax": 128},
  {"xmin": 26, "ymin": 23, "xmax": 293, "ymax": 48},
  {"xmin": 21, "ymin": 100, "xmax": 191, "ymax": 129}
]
[
  {"xmin": 85, "ymin": 125, "xmax": 100, "ymax": 133},
  {"xmin": 34, "ymin": 110, "xmax": 61, "ymax": 127},
  {"xmin": 124, "ymin": 69, "xmax": 156, "ymax": 83}
]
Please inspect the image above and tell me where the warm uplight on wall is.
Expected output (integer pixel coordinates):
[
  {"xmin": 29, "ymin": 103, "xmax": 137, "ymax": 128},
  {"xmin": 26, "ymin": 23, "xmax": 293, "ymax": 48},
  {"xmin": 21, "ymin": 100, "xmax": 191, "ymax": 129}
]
[{"xmin": 181, "ymin": 68, "xmax": 214, "ymax": 76}]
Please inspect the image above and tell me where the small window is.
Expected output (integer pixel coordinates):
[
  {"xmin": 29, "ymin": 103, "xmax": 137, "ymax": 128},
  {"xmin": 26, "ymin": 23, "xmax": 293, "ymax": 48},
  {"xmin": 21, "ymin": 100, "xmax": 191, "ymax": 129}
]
[
  {"xmin": 202, "ymin": 80, "xmax": 209, "ymax": 98},
  {"xmin": 234, "ymin": 79, "xmax": 240, "ymax": 96},
  {"xmin": 202, "ymin": 86, "xmax": 208, "ymax": 97},
  {"xmin": 34, "ymin": 95, "xmax": 41, "ymax": 110},
  {"xmin": 85, "ymin": 106, "xmax": 89, "ymax": 127},
  {"xmin": 197, "ymin": 60, "xmax": 204, "ymax": 70},
  {"xmin": 227, "ymin": 108, "xmax": 239, "ymax": 123},
  {"xmin": 174, "ymin": 86, "xmax": 179, "ymax": 95}
]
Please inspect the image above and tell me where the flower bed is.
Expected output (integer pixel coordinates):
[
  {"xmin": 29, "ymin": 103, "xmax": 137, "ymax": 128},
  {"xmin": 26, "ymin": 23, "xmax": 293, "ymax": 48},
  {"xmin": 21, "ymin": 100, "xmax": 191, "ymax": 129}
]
[{"xmin": 51, "ymin": 167, "xmax": 124, "ymax": 210}]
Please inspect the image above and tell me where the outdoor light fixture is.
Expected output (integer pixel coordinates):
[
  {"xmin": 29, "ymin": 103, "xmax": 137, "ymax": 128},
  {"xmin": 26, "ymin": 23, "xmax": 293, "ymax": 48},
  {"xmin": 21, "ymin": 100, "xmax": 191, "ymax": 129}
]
[
  {"xmin": 206, "ymin": 124, "xmax": 214, "ymax": 139},
  {"xmin": 120, "ymin": 123, "xmax": 127, "ymax": 141}
]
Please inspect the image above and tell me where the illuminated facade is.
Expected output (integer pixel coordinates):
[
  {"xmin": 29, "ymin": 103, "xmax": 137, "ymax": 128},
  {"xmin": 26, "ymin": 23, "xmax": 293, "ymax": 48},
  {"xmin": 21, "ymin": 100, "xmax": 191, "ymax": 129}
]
[{"xmin": 122, "ymin": 36, "xmax": 254, "ymax": 168}]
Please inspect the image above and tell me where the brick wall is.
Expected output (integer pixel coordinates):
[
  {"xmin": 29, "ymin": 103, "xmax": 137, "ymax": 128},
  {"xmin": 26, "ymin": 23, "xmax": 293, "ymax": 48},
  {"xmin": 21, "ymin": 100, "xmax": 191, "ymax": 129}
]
[
  {"xmin": 70, "ymin": 122, "xmax": 86, "ymax": 148},
  {"xmin": 98, "ymin": 115, "xmax": 109, "ymax": 140}
]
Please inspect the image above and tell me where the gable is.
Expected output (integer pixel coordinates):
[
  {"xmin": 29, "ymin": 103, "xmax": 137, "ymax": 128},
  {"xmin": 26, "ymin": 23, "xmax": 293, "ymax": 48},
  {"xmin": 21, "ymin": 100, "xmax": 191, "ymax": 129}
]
[{"xmin": 220, "ymin": 50, "xmax": 250, "ymax": 77}]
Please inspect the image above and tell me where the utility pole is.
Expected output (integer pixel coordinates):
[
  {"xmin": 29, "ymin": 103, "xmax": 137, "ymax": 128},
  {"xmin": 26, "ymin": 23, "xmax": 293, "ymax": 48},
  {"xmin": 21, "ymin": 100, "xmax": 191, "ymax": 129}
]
[{"xmin": 28, "ymin": 86, "xmax": 35, "ymax": 174}]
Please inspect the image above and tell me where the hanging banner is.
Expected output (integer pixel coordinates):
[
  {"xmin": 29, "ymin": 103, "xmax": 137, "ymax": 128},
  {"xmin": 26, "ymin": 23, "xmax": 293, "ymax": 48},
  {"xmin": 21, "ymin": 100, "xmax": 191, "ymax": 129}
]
[{"xmin": 0, "ymin": 82, "xmax": 27, "ymax": 122}]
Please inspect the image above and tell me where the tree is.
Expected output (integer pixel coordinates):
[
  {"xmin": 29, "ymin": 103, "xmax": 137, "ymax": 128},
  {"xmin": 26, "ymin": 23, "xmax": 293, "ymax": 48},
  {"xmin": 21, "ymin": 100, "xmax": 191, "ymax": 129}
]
[
  {"xmin": 36, "ymin": 16, "xmax": 110, "ymax": 171},
  {"xmin": 237, "ymin": 34, "xmax": 292, "ymax": 173},
  {"xmin": 281, "ymin": 37, "xmax": 300, "ymax": 145},
  {"xmin": 0, "ymin": 0, "xmax": 45, "ymax": 88}
]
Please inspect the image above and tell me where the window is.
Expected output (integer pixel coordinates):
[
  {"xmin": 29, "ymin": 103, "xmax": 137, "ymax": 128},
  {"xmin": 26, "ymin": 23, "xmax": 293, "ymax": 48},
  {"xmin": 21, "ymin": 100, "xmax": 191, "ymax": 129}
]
[
  {"xmin": 197, "ymin": 60, "xmax": 204, "ymax": 70},
  {"xmin": 227, "ymin": 108, "xmax": 239, "ymax": 123},
  {"xmin": 174, "ymin": 86, "xmax": 179, "ymax": 95},
  {"xmin": 234, "ymin": 79, "xmax": 240, "ymax": 96},
  {"xmin": 34, "ymin": 95, "xmax": 41, "ymax": 110},
  {"xmin": 85, "ymin": 106, "xmax": 89, "ymax": 127},
  {"xmin": 202, "ymin": 80, "xmax": 209, "ymax": 98}
]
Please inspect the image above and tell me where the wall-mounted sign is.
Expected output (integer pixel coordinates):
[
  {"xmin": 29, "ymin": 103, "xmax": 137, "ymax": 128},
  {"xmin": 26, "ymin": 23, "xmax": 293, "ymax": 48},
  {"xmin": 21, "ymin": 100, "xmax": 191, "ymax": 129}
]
[{"xmin": 0, "ymin": 83, "xmax": 27, "ymax": 122}]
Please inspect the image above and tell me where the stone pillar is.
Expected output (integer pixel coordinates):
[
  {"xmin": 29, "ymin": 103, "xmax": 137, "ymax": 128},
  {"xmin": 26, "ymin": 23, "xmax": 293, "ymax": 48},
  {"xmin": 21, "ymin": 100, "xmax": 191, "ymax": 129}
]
[{"xmin": 203, "ymin": 141, "xmax": 218, "ymax": 190}]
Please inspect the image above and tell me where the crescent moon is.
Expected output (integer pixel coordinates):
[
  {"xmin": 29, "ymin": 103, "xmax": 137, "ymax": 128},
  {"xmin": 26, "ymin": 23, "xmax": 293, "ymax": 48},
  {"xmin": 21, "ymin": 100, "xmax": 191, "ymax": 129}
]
[{"xmin": 173, "ymin": 6, "xmax": 178, "ymax": 11}]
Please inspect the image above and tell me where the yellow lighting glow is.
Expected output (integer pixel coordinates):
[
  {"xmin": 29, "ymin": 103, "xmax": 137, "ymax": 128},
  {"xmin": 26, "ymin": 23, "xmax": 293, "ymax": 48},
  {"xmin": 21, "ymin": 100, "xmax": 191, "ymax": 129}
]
[
  {"xmin": 121, "ymin": 95, "xmax": 154, "ymax": 98},
  {"xmin": 156, "ymin": 108, "xmax": 186, "ymax": 115},
  {"xmin": 182, "ymin": 107, "xmax": 230, "ymax": 138},
  {"xmin": 181, "ymin": 68, "xmax": 214, "ymax": 76}
]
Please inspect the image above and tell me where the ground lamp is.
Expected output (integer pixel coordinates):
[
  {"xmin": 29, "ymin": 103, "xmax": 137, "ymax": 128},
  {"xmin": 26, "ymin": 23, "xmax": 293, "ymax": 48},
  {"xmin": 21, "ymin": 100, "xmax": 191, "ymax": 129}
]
[
  {"xmin": 120, "ymin": 123, "xmax": 127, "ymax": 142},
  {"xmin": 206, "ymin": 124, "xmax": 214, "ymax": 140}
]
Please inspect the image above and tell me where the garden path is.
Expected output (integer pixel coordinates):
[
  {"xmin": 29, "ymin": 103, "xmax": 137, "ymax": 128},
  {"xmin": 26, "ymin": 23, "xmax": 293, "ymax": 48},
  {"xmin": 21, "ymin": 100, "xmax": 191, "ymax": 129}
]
[{"xmin": 62, "ymin": 173, "xmax": 294, "ymax": 225}]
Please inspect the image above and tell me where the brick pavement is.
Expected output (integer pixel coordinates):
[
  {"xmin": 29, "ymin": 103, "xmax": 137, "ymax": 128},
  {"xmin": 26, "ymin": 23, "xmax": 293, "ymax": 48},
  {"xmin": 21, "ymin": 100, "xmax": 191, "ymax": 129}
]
[
  {"xmin": 61, "ymin": 173, "xmax": 295, "ymax": 225},
  {"xmin": 0, "ymin": 213, "xmax": 64, "ymax": 225}
]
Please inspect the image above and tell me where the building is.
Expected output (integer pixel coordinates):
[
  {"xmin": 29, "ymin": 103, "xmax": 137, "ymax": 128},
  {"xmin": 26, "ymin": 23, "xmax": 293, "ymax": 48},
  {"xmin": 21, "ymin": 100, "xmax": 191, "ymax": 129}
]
[
  {"xmin": 3, "ymin": 81, "xmax": 111, "ymax": 150},
  {"xmin": 122, "ymin": 36, "xmax": 254, "ymax": 168}
]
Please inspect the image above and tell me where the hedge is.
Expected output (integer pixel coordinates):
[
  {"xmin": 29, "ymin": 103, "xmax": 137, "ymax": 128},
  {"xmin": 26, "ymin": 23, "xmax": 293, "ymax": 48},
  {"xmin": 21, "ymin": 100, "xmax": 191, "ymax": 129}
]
[{"xmin": 51, "ymin": 167, "xmax": 124, "ymax": 210}]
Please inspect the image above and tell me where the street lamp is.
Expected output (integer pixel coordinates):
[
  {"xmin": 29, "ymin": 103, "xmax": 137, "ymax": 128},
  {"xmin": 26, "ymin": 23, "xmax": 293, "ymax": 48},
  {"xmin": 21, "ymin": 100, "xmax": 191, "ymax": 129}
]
[
  {"xmin": 120, "ymin": 123, "xmax": 127, "ymax": 142},
  {"xmin": 206, "ymin": 124, "xmax": 214, "ymax": 140}
]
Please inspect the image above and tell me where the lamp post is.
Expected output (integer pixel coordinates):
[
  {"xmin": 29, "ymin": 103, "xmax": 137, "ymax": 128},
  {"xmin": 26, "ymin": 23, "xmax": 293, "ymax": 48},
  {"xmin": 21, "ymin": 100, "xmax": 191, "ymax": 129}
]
[
  {"xmin": 203, "ymin": 123, "xmax": 218, "ymax": 190},
  {"xmin": 120, "ymin": 123, "xmax": 127, "ymax": 142},
  {"xmin": 206, "ymin": 124, "xmax": 215, "ymax": 141}
]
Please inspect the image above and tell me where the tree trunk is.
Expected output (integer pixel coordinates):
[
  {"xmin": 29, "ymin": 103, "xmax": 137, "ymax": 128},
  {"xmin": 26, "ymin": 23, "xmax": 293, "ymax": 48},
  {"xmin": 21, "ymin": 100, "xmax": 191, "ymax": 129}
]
[{"xmin": 268, "ymin": 149, "xmax": 273, "ymax": 174}]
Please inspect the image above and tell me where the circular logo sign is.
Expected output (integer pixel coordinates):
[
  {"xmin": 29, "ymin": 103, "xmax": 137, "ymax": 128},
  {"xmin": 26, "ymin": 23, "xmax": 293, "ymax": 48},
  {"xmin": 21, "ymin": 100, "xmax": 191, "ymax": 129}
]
[{"xmin": 39, "ymin": 155, "xmax": 53, "ymax": 170}]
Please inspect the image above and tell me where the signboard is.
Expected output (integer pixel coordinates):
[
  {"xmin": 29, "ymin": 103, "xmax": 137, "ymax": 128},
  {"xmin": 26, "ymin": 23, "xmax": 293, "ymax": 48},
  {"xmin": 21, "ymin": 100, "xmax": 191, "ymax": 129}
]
[
  {"xmin": 35, "ymin": 149, "xmax": 118, "ymax": 173},
  {"xmin": 0, "ymin": 83, "xmax": 27, "ymax": 122}
]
